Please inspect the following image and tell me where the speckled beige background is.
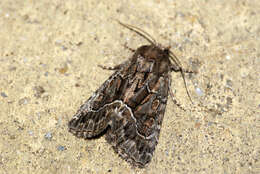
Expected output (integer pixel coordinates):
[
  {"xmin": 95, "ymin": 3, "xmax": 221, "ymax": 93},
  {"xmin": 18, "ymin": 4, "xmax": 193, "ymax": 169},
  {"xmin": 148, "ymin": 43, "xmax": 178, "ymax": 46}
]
[{"xmin": 0, "ymin": 0, "xmax": 259, "ymax": 174}]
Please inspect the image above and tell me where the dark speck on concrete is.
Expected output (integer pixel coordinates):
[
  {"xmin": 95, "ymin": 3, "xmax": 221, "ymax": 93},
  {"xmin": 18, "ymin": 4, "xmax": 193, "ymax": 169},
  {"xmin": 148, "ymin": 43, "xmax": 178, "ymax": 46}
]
[
  {"xmin": 34, "ymin": 86, "xmax": 45, "ymax": 98},
  {"xmin": 226, "ymin": 79, "xmax": 233, "ymax": 88},
  {"xmin": 1, "ymin": 92, "xmax": 8, "ymax": 98},
  {"xmin": 57, "ymin": 145, "xmax": 66, "ymax": 151},
  {"xmin": 18, "ymin": 97, "xmax": 30, "ymax": 105},
  {"xmin": 44, "ymin": 132, "xmax": 52, "ymax": 140}
]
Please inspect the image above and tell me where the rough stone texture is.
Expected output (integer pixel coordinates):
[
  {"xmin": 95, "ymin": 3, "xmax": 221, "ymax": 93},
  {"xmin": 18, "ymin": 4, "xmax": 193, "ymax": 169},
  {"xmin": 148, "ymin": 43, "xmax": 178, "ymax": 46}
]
[{"xmin": 0, "ymin": 0, "xmax": 259, "ymax": 173}]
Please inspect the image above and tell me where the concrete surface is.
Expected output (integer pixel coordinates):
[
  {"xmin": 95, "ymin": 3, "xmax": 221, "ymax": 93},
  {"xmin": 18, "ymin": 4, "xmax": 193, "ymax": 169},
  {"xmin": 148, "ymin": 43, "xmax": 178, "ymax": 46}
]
[{"xmin": 0, "ymin": 0, "xmax": 259, "ymax": 173}]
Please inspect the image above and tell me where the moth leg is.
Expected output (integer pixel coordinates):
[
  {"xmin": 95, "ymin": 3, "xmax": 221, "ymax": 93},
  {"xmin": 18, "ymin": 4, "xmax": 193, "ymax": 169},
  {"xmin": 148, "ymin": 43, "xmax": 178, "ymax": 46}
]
[
  {"xmin": 170, "ymin": 64, "xmax": 194, "ymax": 73},
  {"xmin": 123, "ymin": 43, "xmax": 135, "ymax": 53},
  {"xmin": 171, "ymin": 64, "xmax": 194, "ymax": 104},
  {"xmin": 169, "ymin": 88, "xmax": 185, "ymax": 111},
  {"xmin": 98, "ymin": 59, "xmax": 131, "ymax": 71},
  {"xmin": 98, "ymin": 64, "xmax": 122, "ymax": 71}
]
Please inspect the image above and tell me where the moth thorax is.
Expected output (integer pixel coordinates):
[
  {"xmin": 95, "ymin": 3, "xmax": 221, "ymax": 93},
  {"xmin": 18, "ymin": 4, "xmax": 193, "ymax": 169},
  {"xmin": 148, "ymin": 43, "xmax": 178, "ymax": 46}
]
[{"xmin": 143, "ymin": 45, "xmax": 170, "ymax": 61}]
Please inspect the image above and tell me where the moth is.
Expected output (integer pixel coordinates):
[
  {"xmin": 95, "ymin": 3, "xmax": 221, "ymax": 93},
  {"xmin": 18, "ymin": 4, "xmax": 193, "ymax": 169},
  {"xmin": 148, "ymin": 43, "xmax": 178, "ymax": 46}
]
[{"xmin": 68, "ymin": 21, "xmax": 192, "ymax": 168}]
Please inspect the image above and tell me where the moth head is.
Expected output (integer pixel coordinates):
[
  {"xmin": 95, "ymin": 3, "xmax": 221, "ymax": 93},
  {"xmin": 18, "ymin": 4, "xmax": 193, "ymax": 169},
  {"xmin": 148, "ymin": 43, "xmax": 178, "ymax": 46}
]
[
  {"xmin": 138, "ymin": 45, "xmax": 170, "ymax": 61},
  {"xmin": 117, "ymin": 20, "xmax": 194, "ymax": 103},
  {"xmin": 116, "ymin": 21, "xmax": 171, "ymax": 61}
]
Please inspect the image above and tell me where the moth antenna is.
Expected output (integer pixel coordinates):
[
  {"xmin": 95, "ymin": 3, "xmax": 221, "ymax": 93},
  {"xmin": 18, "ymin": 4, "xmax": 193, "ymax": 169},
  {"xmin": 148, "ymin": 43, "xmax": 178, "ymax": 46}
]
[
  {"xmin": 116, "ymin": 20, "xmax": 157, "ymax": 45},
  {"xmin": 170, "ymin": 51, "xmax": 194, "ymax": 104},
  {"xmin": 180, "ymin": 67, "xmax": 194, "ymax": 104},
  {"xmin": 169, "ymin": 50, "xmax": 182, "ymax": 67}
]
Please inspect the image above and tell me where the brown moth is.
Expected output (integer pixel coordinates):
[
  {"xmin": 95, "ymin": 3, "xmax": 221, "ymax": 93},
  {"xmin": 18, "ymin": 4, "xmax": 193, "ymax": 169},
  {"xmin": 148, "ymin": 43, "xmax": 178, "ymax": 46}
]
[{"xmin": 68, "ymin": 21, "xmax": 192, "ymax": 168}]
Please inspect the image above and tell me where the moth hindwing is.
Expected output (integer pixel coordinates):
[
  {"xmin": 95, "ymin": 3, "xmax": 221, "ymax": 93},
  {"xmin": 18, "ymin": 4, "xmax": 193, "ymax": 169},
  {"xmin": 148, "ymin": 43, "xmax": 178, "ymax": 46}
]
[{"xmin": 68, "ymin": 22, "xmax": 188, "ymax": 168}]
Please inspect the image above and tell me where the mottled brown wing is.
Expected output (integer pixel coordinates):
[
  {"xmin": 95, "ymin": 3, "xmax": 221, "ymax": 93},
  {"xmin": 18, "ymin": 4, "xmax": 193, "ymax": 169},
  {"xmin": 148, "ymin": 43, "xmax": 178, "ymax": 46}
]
[
  {"xmin": 68, "ymin": 60, "xmax": 132, "ymax": 138},
  {"xmin": 105, "ymin": 68, "xmax": 171, "ymax": 168},
  {"xmin": 68, "ymin": 45, "xmax": 172, "ymax": 168}
]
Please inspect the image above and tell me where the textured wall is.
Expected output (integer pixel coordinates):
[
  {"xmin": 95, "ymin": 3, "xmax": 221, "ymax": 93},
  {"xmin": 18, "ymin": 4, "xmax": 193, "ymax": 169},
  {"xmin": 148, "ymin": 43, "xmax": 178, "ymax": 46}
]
[{"xmin": 0, "ymin": 0, "xmax": 259, "ymax": 173}]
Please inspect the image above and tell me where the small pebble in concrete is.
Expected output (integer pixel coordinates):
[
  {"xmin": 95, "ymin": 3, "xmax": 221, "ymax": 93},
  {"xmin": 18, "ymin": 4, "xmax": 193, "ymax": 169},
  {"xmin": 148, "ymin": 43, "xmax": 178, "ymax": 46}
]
[
  {"xmin": 1, "ymin": 92, "xmax": 8, "ymax": 98},
  {"xmin": 57, "ymin": 145, "xmax": 66, "ymax": 151},
  {"xmin": 195, "ymin": 87, "xmax": 204, "ymax": 97},
  {"xmin": 44, "ymin": 132, "xmax": 52, "ymax": 140}
]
